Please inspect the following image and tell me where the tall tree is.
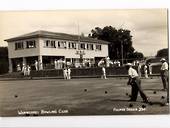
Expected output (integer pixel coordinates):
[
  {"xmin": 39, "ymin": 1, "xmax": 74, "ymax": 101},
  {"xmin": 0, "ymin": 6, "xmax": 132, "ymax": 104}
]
[
  {"xmin": 90, "ymin": 26, "xmax": 138, "ymax": 61},
  {"xmin": 156, "ymin": 48, "xmax": 168, "ymax": 58}
]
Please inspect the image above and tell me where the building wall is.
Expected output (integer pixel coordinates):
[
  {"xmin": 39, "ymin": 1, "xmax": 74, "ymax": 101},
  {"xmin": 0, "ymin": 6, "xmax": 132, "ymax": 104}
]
[
  {"xmin": 39, "ymin": 38, "xmax": 108, "ymax": 58},
  {"xmin": 8, "ymin": 38, "xmax": 40, "ymax": 58},
  {"xmin": 7, "ymin": 37, "xmax": 108, "ymax": 59}
]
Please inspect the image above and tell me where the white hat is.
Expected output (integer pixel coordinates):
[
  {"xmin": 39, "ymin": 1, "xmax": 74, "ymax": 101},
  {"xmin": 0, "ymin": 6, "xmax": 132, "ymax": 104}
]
[
  {"xmin": 160, "ymin": 58, "xmax": 166, "ymax": 62},
  {"xmin": 125, "ymin": 63, "xmax": 132, "ymax": 66}
]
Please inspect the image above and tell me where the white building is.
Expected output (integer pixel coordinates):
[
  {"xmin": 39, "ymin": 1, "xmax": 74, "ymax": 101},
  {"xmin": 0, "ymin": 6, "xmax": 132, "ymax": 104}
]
[{"xmin": 5, "ymin": 30, "xmax": 109, "ymax": 72}]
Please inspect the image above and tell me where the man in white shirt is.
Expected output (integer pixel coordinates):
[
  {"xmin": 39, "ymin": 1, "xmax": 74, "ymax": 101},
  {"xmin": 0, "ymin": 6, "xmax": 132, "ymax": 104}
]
[
  {"xmin": 160, "ymin": 58, "xmax": 169, "ymax": 105},
  {"xmin": 63, "ymin": 67, "xmax": 68, "ymax": 80},
  {"xmin": 67, "ymin": 67, "xmax": 71, "ymax": 80},
  {"xmin": 98, "ymin": 58, "xmax": 107, "ymax": 79},
  {"xmin": 126, "ymin": 63, "xmax": 149, "ymax": 103},
  {"xmin": 160, "ymin": 58, "xmax": 168, "ymax": 90},
  {"xmin": 34, "ymin": 60, "xmax": 38, "ymax": 71},
  {"xmin": 102, "ymin": 67, "xmax": 107, "ymax": 79},
  {"xmin": 26, "ymin": 65, "xmax": 31, "ymax": 76},
  {"xmin": 54, "ymin": 59, "xmax": 57, "ymax": 69},
  {"xmin": 144, "ymin": 64, "xmax": 148, "ymax": 78},
  {"xmin": 17, "ymin": 63, "xmax": 21, "ymax": 72},
  {"xmin": 106, "ymin": 56, "xmax": 110, "ymax": 67}
]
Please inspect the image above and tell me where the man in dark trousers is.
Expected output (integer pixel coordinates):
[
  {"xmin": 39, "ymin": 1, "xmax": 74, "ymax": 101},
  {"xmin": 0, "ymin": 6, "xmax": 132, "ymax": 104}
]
[
  {"xmin": 160, "ymin": 58, "xmax": 169, "ymax": 105},
  {"xmin": 125, "ymin": 63, "xmax": 149, "ymax": 103},
  {"xmin": 160, "ymin": 58, "xmax": 169, "ymax": 91}
]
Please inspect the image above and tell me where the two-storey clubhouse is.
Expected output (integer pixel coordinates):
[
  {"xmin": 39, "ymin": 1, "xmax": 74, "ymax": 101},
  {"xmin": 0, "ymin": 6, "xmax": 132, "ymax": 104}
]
[{"xmin": 5, "ymin": 30, "xmax": 109, "ymax": 72}]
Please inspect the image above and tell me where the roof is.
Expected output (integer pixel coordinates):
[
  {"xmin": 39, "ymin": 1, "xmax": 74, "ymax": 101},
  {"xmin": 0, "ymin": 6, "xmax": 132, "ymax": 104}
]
[{"xmin": 4, "ymin": 30, "xmax": 110, "ymax": 44}]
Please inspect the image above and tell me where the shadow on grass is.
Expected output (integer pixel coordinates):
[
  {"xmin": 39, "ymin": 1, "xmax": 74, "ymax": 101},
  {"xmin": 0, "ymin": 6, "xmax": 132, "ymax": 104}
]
[{"xmin": 143, "ymin": 89, "xmax": 163, "ymax": 91}]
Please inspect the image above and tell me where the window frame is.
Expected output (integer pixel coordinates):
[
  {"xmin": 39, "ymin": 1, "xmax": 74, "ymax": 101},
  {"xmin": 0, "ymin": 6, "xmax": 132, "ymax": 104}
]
[
  {"xmin": 68, "ymin": 42, "xmax": 77, "ymax": 49},
  {"xmin": 58, "ymin": 41, "xmax": 67, "ymax": 49},
  {"xmin": 26, "ymin": 40, "xmax": 36, "ymax": 49},
  {"xmin": 96, "ymin": 44, "xmax": 102, "ymax": 51},
  {"xmin": 44, "ymin": 40, "xmax": 56, "ymax": 48},
  {"xmin": 15, "ymin": 42, "xmax": 24, "ymax": 50}
]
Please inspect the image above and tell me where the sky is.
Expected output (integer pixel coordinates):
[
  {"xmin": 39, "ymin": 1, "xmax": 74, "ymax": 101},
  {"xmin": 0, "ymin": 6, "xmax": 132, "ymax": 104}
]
[{"xmin": 0, "ymin": 9, "xmax": 168, "ymax": 56}]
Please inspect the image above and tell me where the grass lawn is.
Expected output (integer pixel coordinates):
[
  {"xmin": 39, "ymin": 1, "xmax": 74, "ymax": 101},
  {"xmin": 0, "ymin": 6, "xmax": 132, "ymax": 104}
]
[{"xmin": 0, "ymin": 77, "xmax": 169, "ymax": 116}]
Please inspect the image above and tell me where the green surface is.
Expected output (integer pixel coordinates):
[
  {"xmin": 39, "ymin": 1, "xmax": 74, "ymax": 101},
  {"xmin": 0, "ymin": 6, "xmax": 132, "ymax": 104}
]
[{"xmin": 0, "ymin": 77, "xmax": 169, "ymax": 116}]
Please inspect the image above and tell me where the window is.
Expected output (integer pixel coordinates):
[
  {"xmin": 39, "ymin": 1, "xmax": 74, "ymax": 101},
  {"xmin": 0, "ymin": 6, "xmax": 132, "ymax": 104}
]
[
  {"xmin": 68, "ymin": 42, "xmax": 76, "ymax": 49},
  {"xmin": 26, "ymin": 40, "xmax": 36, "ymax": 48},
  {"xmin": 87, "ymin": 44, "xmax": 94, "ymax": 50},
  {"xmin": 51, "ymin": 41, "xmax": 56, "ymax": 48},
  {"xmin": 15, "ymin": 42, "xmax": 24, "ymax": 50},
  {"xmin": 80, "ymin": 43, "xmax": 85, "ymax": 50},
  {"xmin": 86, "ymin": 44, "xmax": 89, "ymax": 49},
  {"xmin": 96, "ymin": 44, "xmax": 101, "ymax": 51},
  {"xmin": 58, "ymin": 41, "xmax": 67, "ymax": 49},
  {"xmin": 44, "ymin": 40, "xmax": 56, "ymax": 48}
]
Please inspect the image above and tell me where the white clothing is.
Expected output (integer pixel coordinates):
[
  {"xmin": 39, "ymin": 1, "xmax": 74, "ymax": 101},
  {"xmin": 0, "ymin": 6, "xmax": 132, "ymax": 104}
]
[
  {"xmin": 17, "ymin": 64, "xmax": 21, "ymax": 71},
  {"xmin": 54, "ymin": 60, "xmax": 57, "ymax": 69},
  {"xmin": 106, "ymin": 57, "xmax": 110, "ymax": 67},
  {"xmin": 26, "ymin": 66, "xmax": 31, "ymax": 76},
  {"xmin": 39, "ymin": 62, "xmax": 43, "ymax": 70},
  {"xmin": 67, "ymin": 68, "xmax": 71, "ymax": 79},
  {"xmin": 102, "ymin": 67, "xmax": 107, "ymax": 79},
  {"xmin": 23, "ymin": 67, "xmax": 27, "ymax": 76},
  {"xmin": 117, "ymin": 61, "xmax": 120, "ymax": 67},
  {"xmin": 144, "ymin": 70, "xmax": 148, "ymax": 78},
  {"xmin": 35, "ymin": 61, "xmax": 38, "ymax": 71},
  {"xmin": 149, "ymin": 65, "xmax": 152, "ymax": 75},
  {"xmin": 144, "ymin": 65, "xmax": 148, "ymax": 78},
  {"xmin": 102, "ymin": 67, "xmax": 106, "ymax": 74},
  {"xmin": 63, "ymin": 69, "xmax": 68, "ymax": 79},
  {"xmin": 161, "ymin": 62, "xmax": 168, "ymax": 71},
  {"xmin": 98, "ymin": 60, "xmax": 105, "ymax": 67},
  {"xmin": 138, "ymin": 64, "xmax": 141, "ymax": 77},
  {"xmin": 128, "ymin": 67, "xmax": 138, "ymax": 78}
]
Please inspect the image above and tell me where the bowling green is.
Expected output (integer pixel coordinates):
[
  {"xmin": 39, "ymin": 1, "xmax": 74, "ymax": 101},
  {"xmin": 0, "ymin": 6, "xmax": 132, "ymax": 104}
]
[{"xmin": 0, "ymin": 77, "xmax": 169, "ymax": 116}]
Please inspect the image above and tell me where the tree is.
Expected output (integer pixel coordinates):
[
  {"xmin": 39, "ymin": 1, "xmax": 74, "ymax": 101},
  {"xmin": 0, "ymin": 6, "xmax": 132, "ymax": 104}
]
[
  {"xmin": 0, "ymin": 47, "xmax": 8, "ymax": 74},
  {"xmin": 127, "ymin": 51, "xmax": 144, "ymax": 62},
  {"xmin": 90, "ymin": 26, "xmax": 141, "ymax": 62},
  {"xmin": 156, "ymin": 48, "xmax": 168, "ymax": 58}
]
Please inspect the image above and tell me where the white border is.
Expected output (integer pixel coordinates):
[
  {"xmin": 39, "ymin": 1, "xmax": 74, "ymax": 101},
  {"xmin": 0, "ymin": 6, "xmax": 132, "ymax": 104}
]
[
  {"xmin": 0, "ymin": 0, "xmax": 169, "ymax": 10},
  {"xmin": 0, "ymin": 0, "xmax": 170, "ymax": 128}
]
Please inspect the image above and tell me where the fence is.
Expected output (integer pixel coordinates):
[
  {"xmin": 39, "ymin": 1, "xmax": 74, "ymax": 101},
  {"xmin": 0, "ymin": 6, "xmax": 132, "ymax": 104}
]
[{"xmin": 30, "ymin": 65, "xmax": 161, "ymax": 78}]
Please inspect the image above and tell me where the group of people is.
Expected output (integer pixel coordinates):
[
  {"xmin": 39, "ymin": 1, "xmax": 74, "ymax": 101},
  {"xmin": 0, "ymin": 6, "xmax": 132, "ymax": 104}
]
[
  {"xmin": 63, "ymin": 67, "xmax": 71, "ymax": 80},
  {"xmin": 34, "ymin": 60, "xmax": 43, "ymax": 71},
  {"xmin": 125, "ymin": 58, "xmax": 169, "ymax": 105},
  {"xmin": 16, "ymin": 63, "xmax": 31, "ymax": 76},
  {"xmin": 16, "ymin": 57, "xmax": 169, "ymax": 105},
  {"xmin": 16, "ymin": 59, "xmax": 43, "ymax": 76},
  {"xmin": 54, "ymin": 59, "xmax": 72, "ymax": 80},
  {"xmin": 54, "ymin": 59, "xmax": 65, "ymax": 69},
  {"xmin": 113, "ymin": 60, "xmax": 121, "ymax": 67},
  {"xmin": 98, "ymin": 57, "xmax": 169, "ymax": 105}
]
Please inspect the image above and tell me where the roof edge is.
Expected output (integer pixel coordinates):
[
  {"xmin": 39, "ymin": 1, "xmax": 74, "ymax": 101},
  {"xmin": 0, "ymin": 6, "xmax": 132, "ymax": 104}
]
[{"xmin": 4, "ymin": 30, "xmax": 110, "ymax": 44}]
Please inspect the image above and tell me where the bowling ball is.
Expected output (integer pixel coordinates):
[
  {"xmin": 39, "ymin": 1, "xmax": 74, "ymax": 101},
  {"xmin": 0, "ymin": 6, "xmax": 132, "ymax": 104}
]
[
  {"xmin": 129, "ymin": 103, "xmax": 133, "ymax": 107},
  {"xmin": 161, "ymin": 96, "xmax": 165, "ymax": 99},
  {"xmin": 160, "ymin": 103, "xmax": 165, "ymax": 106},
  {"xmin": 153, "ymin": 91, "xmax": 157, "ymax": 94},
  {"xmin": 142, "ymin": 105, "xmax": 146, "ymax": 108},
  {"xmin": 149, "ymin": 102, "xmax": 153, "ymax": 105}
]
